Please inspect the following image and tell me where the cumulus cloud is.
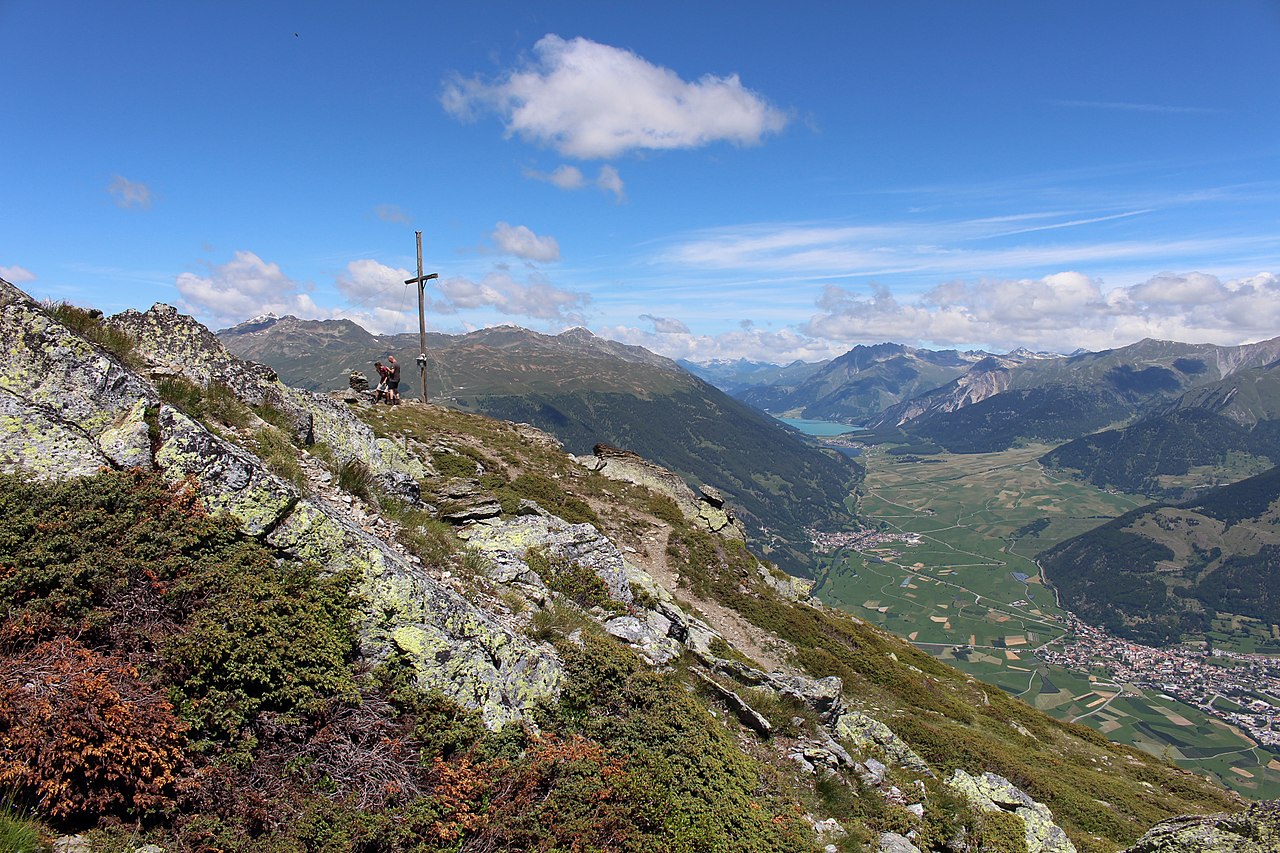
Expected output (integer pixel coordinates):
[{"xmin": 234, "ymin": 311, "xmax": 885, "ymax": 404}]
[
  {"xmin": 525, "ymin": 163, "xmax": 626, "ymax": 200},
  {"xmin": 639, "ymin": 313, "xmax": 690, "ymax": 334},
  {"xmin": 436, "ymin": 270, "xmax": 588, "ymax": 322},
  {"xmin": 605, "ymin": 322, "xmax": 844, "ymax": 364},
  {"xmin": 336, "ymin": 259, "xmax": 413, "ymax": 305},
  {"xmin": 0, "ymin": 264, "xmax": 36, "ymax": 283},
  {"xmin": 108, "ymin": 175, "xmax": 152, "ymax": 209},
  {"xmin": 176, "ymin": 251, "xmax": 320, "ymax": 327},
  {"xmin": 375, "ymin": 204, "xmax": 411, "ymax": 224},
  {"xmin": 443, "ymin": 34, "xmax": 787, "ymax": 159},
  {"xmin": 491, "ymin": 222, "xmax": 560, "ymax": 262},
  {"xmin": 804, "ymin": 271, "xmax": 1280, "ymax": 352}
]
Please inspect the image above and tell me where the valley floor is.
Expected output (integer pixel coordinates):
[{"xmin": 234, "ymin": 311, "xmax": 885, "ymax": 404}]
[{"xmin": 814, "ymin": 443, "xmax": 1280, "ymax": 800}]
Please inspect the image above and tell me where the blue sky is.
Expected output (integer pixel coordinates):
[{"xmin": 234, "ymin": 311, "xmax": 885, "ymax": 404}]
[{"xmin": 3, "ymin": 1, "xmax": 1279, "ymax": 362}]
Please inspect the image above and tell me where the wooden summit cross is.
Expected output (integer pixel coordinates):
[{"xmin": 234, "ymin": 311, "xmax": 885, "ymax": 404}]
[{"xmin": 404, "ymin": 230, "xmax": 438, "ymax": 403}]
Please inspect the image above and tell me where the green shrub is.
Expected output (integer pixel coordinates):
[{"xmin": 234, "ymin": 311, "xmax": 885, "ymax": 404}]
[
  {"xmin": 645, "ymin": 492, "xmax": 686, "ymax": 527},
  {"xmin": 431, "ymin": 450, "xmax": 479, "ymax": 479},
  {"xmin": 526, "ymin": 547, "xmax": 620, "ymax": 611}
]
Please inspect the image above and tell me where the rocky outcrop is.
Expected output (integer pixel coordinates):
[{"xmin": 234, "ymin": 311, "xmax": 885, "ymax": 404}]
[
  {"xmin": 0, "ymin": 282, "xmax": 560, "ymax": 728},
  {"xmin": 947, "ymin": 769, "xmax": 1076, "ymax": 853},
  {"xmin": 1122, "ymin": 799, "xmax": 1280, "ymax": 853},
  {"xmin": 835, "ymin": 711, "xmax": 932, "ymax": 776},
  {"xmin": 462, "ymin": 513, "xmax": 727, "ymax": 665},
  {"xmin": 107, "ymin": 302, "xmax": 428, "ymax": 502},
  {"xmin": 577, "ymin": 443, "xmax": 746, "ymax": 540}
]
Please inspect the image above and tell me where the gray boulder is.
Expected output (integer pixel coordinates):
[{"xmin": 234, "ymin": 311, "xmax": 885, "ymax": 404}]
[
  {"xmin": 1122, "ymin": 799, "xmax": 1280, "ymax": 853},
  {"xmin": 947, "ymin": 769, "xmax": 1076, "ymax": 853}
]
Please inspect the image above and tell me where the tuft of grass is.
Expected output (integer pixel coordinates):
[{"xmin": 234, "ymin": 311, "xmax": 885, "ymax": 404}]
[
  {"xmin": 45, "ymin": 301, "xmax": 141, "ymax": 370},
  {"xmin": 0, "ymin": 805, "xmax": 45, "ymax": 853},
  {"xmin": 528, "ymin": 602, "xmax": 593, "ymax": 643},
  {"xmin": 252, "ymin": 426, "xmax": 305, "ymax": 487},
  {"xmin": 335, "ymin": 458, "xmax": 376, "ymax": 503}
]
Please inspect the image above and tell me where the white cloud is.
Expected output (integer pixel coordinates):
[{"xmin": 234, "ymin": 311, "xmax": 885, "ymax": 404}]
[
  {"xmin": 437, "ymin": 270, "xmax": 588, "ymax": 322},
  {"xmin": 525, "ymin": 163, "xmax": 625, "ymax": 200},
  {"xmin": 491, "ymin": 222, "xmax": 560, "ymax": 262},
  {"xmin": 443, "ymin": 34, "xmax": 787, "ymax": 159},
  {"xmin": 804, "ymin": 271, "xmax": 1280, "ymax": 352},
  {"xmin": 336, "ymin": 259, "xmax": 413, "ymax": 305},
  {"xmin": 605, "ymin": 322, "xmax": 844, "ymax": 364},
  {"xmin": 639, "ymin": 313, "xmax": 690, "ymax": 334},
  {"xmin": 176, "ymin": 251, "xmax": 320, "ymax": 327},
  {"xmin": 525, "ymin": 164, "xmax": 587, "ymax": 189},
  {"xmin": 375, "ymin": 203, "xmax": 411, "ymax": 224},
  {"xmin": 595, "ymin": 165, "xmax": 625, "ymax": 202},
  {"xmin": 0, "ymin": 264, "xmax": 36, "ymax": 284},
  {"xmin": 108, "ymin": 175, "xmax": 152, "ymax": 209}
]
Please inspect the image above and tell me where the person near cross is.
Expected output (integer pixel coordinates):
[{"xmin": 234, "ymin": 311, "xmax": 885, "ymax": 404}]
[{"xmin": 386, "ymin": 355, "xmax": 402, "ymax": 405}]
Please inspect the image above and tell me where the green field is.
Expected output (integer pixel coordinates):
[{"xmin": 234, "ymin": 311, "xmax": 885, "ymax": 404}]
[{"xmin": 816, "ymin": 443, "xmax": 1280, "ymax": 799}]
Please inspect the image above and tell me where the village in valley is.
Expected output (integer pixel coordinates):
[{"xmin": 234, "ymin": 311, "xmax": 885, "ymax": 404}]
[
  {"xmin": 808, "ymin": 522, "xmax": 1280, "ymax": 753},
  {"xmin": 1038, "ymin": 612, "xmax": 1280, "ymax": 748}
]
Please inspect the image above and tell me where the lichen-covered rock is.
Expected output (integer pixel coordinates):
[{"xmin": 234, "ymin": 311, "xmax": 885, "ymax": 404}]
[
  {"xmin": 0, "ymin": 280, "xmax": 158, "ymax": 436},
  {"xmin": 712, "ymin": 659, "xmax": 845, "ymax": 721},
  {"xmin": 758, "ymin": 563, "xmax": 816, "ymax": 602},
  {"xmin": 0, "ymin": 285, "xmax": 561, "ymax": 729},
  {"xmin": 109, "ymin": 302, "xmax": 428, "ymax": 501},
  {"xmin": 154, "ymin": 406, "xmax": 298, "ymax": 536},
  {"xmin": 1122, "ymin": 799, "xmax": 1280, "ymax": 853},
  {"xmin": 464, "ymin": 515, "xmax": 634, "ymax": 605},
  {"xmin": 0, "ymin": 386, "xmax": 113, "ymax": 479},
  {"xmin": 947, "ymin": 769, "xmax": 1076, "ymax": 853},
  {"xmin": 603, "ymin": 615, "xmax": 682, "ymax": 664},
  {"xmin": 877, "ymin": 832, "xmax": 922, "ymax": 853},
  {"xmin": 97, "ymin": 397, "xmax": 153, "ymax": 469},
  {"xmin": 578, "ymin": 443, "xmax": 746, "ymax": 540},
  {"xmin": 834, "ymin": 711, "xmax": 932, "ymax": 776}
]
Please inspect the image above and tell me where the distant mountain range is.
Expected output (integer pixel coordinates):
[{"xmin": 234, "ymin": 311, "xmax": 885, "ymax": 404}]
[
  {"xmin": 219, "ymin": 317, "xmax": 862, "ymax": 573},
  {"xmin": 1039, "ymin": 464, "xmax": 1280, "ymax": 646}
]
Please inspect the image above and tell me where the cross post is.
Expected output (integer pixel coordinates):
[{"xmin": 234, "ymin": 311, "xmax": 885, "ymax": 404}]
[{"xmin": 403, "ymin": 230, "xmax": 438, "ymax": 404}]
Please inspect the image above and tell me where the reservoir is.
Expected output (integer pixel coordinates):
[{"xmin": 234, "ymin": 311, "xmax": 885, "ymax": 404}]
[{"xmin": 775, "ymin": 417, "xmax": 864, "ymax": 437}]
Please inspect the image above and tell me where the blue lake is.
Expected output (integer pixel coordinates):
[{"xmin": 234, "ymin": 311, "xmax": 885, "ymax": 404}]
[{"xmin": 775, "ymin": 417, "xmax": 864, "ymax": 437}]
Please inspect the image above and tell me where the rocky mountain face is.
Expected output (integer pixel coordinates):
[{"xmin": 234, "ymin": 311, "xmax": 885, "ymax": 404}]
[
  {"xmin": 867, "ymin": 337, "xmax": 1280, "ymax": 453},
  {"xmin": 737, "ymin": 343, "xmax": 987, "ymax": 422},
  {"xmin": 0, "ymin": 279, "xmax": 1267, "ymax": 851},
  {"xmin": 219, "ymin": 314, "xmax": 862, "ymax": 576},
  {"xmin": 679, "ymin": 357, "xmax": 829, "ymax": 398}
]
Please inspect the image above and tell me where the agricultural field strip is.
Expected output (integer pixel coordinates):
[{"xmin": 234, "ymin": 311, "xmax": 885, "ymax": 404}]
[{"xmin": 858, "ymin": 472, "xmax": 1065, "ymax": 643}]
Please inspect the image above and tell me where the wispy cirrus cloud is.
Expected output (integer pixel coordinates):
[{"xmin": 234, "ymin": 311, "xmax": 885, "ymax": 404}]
[
  {"xmin": 443, "ymin": 34, "xmax": 787, "ymax": 159},
  {"xmin": 374, "ymin": 203, "xmax": 411, "ymax": 224},
  {"xmin": 0, "ymin": 264, "xmax": 36, "ymax": 284},
  {"xmin": 1051, "ymin": 99, "xmax": 1218, "ymax": 114}
]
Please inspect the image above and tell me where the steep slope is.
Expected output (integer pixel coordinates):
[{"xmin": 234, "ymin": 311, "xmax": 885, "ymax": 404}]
[
  {"xmin": 1039, "ymin": 465, "xmax": 1280, "ymax": 645},
  {"xmin": 220, "ymin": 317, "xmax": 861, "ymax": 574},
  {"xmin": 1041, "ymin": 362, "xmax": 1280, "ymax": 498},
  {"xmin": 871, "ymin": 337, "xmax": 1280, "ymax": 453},
  {"xmin": 1, "ymin": 279, "xmax": 1257, "ymax": 852},
  {"xmin": 740, "ymin": 342, "xmax": 987, "ymax": 422}
]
